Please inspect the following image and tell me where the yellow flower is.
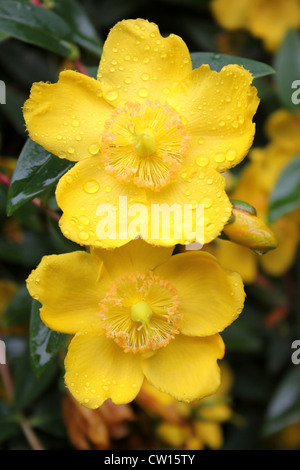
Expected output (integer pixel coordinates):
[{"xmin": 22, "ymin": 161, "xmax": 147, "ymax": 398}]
[
  {"xmin": 211, "ymin": 0, "xmax": 300, "ymax": 52},
  {"xmin": 207, "ymin": 114, "xmax": 300, "ymax": 281},
  {"xmin": 26, "ymin": 239, "xmax": 245, "ymax": 409},
  {"xmin": 23, "ymin": 18, "xmax": 259, "ymax": 248},
  {"xmin": 136, "ymin": 363, "xmax": 233, "ymax": 450}
]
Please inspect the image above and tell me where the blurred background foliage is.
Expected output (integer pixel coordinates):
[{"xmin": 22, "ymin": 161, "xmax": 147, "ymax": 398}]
[{"xmin": 0, "ymin": 0, "xmax": 300, "ymax": 450}]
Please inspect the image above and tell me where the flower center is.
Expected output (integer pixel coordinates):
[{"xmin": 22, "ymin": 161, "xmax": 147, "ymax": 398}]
[
  {"xmin": 132, "ymin": 129, "xmax": 156, "ymax": 158},
  {"xmin": 130, "ymin": 300, "xmax": 153, "ymax": 325},
  {"xmin": 99, "ymin": 271, "xmax": 181, "ymax": 354},
  {"xmin": 101, "ymin": 101, "xmax": 190, "ymax": 191}
]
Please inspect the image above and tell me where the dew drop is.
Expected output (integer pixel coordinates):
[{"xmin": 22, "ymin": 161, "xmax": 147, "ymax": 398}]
[
  {"xmin": 105, "ymin": 90, "xmax": 119, "ymax": 101},
  {"xmin": 78, "ymin": 216, "xmax": 90, "ymax": 225},
  {"xmin": 196, "ymin": 156, "xmax": 209, "ymax": 167},
  {"xmin": 141, "ymin": 73, "xmax": 150, "ymax": 81},
  {"xmin": 226, "ymin": 150, "xmax": 237, "ymax": 161},
  {"xmin": 138, "ymin": 87, "xmax": 148, "ymax": 98},
  {"xmin": 214, "ymin": 153, "xmax": 225, "ymax": 163},
  {"xmin": 203, "ymin": 198, "xmax": 213, "ymax": 208},
  {"xmin": 56, "ymin": 134, "xmax": 62, "ymax": 140},
  {"xmin": 78, "ymin": 231, "xmax": 89, "ymax": 241},
  {"xmin": 83, "ymin": 179, "xmax": 100, "ymax": 194},
  {"xmin": 89, "ymin": 143, "xmax": 100, "ymax": 155},
  {"xmin": 72, "ymin": 120, "xmax": 80, "ymax": 127},
  {"xmin": 68, "ymin": 146, "xmax": 75, "ymax": 154}
]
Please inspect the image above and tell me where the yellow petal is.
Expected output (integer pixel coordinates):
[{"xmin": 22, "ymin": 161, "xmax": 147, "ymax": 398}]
[
  {"xmin": 265, "ymin": 109, "xmax": 300, "ymax": 155},
  {"xmin": 249, "ymin": 0, "xmax": 300, "ymax": 51},
  {"xmin": 142, "ymin": 334, "xmax": 224, "ymax": 402},
  {"xmin": 23, "ymin": 70, "xmax": 112, "ymax": 162},
  {"xmin": 26, "ymin": 251, "xmax": 110, "ymax": 334},
  {"xmin": 93, "ymin": 238, "xmax": 173, "ymax": 280},
  {"xmin": 168, "ymin": 64, "xmax": 259, "ymax": 172},
  {"xmin": 260, "ymin": 214, "xmax": 300, "ymax": 276},
  {"xmin": 57, "ymin": 158, "xmax": 232, "ymax": 248},
  {"xmin": 65, "ymin": 327, "xmax": 144, "ymax": 409},
  {"xmin": 194, "ymin": 421, "xmax": 223, "ymax": 449},
  {"xmin": 211, "ymin": 0, "xmax": 250, "ymax": 30},
  {"xmin": 146, "ymin": 166, "xmax": 233, "ymax": 246},
  {"xmin": 97, "ymin": 19, "xmax": 192, "ymax": 106},
  {"xmin": 56, "ymin": 158, "xmax": 148, "ymax": 248},
  {"xmin": 154, "ymin": 251, "xmax": 245, "ymax": 337},
  {"xmin": 212, "ymin": 238, "xmax": 257, "ymax": 284}
]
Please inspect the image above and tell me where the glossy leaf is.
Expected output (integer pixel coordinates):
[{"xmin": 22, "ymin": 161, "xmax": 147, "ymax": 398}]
[
  {"xmin": 191, "ymin": 52, "xmax": 275, "ymax": 78},
  {"xmin": 7, "ymin": 138, "xmax": 73, "ymax": 216},
  {"xmin": 262, "ymin": 367, "xmax": 300, "ymax": 436},
  {"xmin": 14, "ymin": 338, "xmax": 59, "ymax": 409},
  {"xmin": 274, "ymin": 29, "xmax": 300, "ymax": 111},
  {"xmin": 30, "ymin": 300, "xmax": 67, "ymax": 379},
  {"xmin": 0, "ymin": 0, "xmax": 79, "ymax": 58},
  {"xmin": 51, "ymin": 0, "xmax": 102, "ymax": 57},
  {"xmin": 268, "ymin": 156, "xmax": 300, "ymax": 223}
]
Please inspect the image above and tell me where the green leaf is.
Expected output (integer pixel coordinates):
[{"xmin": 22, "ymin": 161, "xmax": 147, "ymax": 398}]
[
  {"xmin": 0, "ymin": 0, "xmax": 79, "ymax": 58},
  {"xmin": 30, "ymin": 300, "xmax": 67, "ymax": 379},
  {"xmin": 13, "ymin": 338, "xmax": 59, "ymax": 409},
  {"xmin": 268, "ymin": 156, "xmax": 300, "ymax": 223},
  {"xmin": 262, "ymin": 366, "xmax": 300, "ymax": 436},
  {"xmin": 51, "ymin": 0, "xmax": 102, "ymax": 57},
  {"xmin": 7, "ymin": 138, "xmax": 73, "ymax": 216},
  {"xmin": 191, "ymin": 52, "xmax": 275, "ymax": 78},
  {"xmin": 1, "ymin": 283, "xmax": 31, "ymax": 327},
  {"xmin": 274, "ymin": 29, "xmax": 300, "ymax": 111}
]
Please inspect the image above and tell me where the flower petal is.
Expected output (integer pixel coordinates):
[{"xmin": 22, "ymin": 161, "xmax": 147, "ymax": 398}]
[
  {"xmin": 168, "ymin": 64, "xmax": 259, "ymax": 172},
  {"xmin": 211, "ymin": 238, "xmax": 257, "ymax": 284},
  {"xmin": 93, "ymin": 238, "xmax": 174, "ymax": 279},
  {"xmin": 142, "ymin": 334, "xmax": 224, "ymax": 402},
  {"xmin": 146, "ymin": 166, "xmax": 233, "ymax": 245},
  {"xmin": 97, "ymin": 18, "xmax": 192, "ymax": 106},
  {"xmin": 249, "ymin": 0, "xmax": 300, "ymax": 51},
  {"xmin": 154, "ymin": 251, "xmax": 245, "ymax": 337},
  {"xmin": 23, "ymin": 70, "xmax": 112, "ymax": 162},
  {"xmin": 260, "ymin": 213, "xmax": 300, "ymax": 276},
  {"xmin": 65, "ymin": 327, "xmax": 144, "ymax": 409},
  {"xmin": 56, "ymin": 157, "xmax": 148, "ymax": 248},
  {"xmin": 211, "ymin": 0, "xmax": 250, "ymax": 30},
  {"xmin": 26, "ymin": 251, "xmax": 110, "ymax": 334}
]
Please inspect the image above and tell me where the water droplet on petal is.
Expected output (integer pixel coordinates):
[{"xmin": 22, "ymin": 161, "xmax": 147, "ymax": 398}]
[
  {"xmin": 78, "ymin": 231, "xmax": 89, "ymax": 241},
  {"xmin": 83, "ymin": 179, "xmax": 99, "ymax": 194},
  {"xmin": 138, "ymin": 87, "xmax": 148, "ymax": 98},
  {"xmin": 105, "ymin": 90, "xmax": 119, "ymax": 101},
  {"xmin": 196, "ymin": 156, "xmax": 209, "ymax": 167},
  {"xmin": 226, "ymin": 150, "xmax": 237, "ymax": 161},
  {"xmin": 89, "ymin": 143, "xmax": 100, "ymax": 155}
]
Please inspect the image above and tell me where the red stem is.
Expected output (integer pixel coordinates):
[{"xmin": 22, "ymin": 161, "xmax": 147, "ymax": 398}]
[
  {"xmin": 73, "ymin": 59, "xmax": 90, "ymax": 76},
  {"xmin": 30, "ymin": 0, "xmax": 44, "ymax": 6}
]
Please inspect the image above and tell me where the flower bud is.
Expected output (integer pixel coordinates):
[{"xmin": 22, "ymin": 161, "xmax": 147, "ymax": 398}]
[{"xmin": 221, "ymin": 200, "xmax": 278, "ymax": 254}]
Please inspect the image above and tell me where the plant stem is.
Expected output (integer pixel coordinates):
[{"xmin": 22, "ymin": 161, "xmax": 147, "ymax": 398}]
[{"xmin": 73, "ymin": 59, "xmax": 90, "ymax": 76}]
